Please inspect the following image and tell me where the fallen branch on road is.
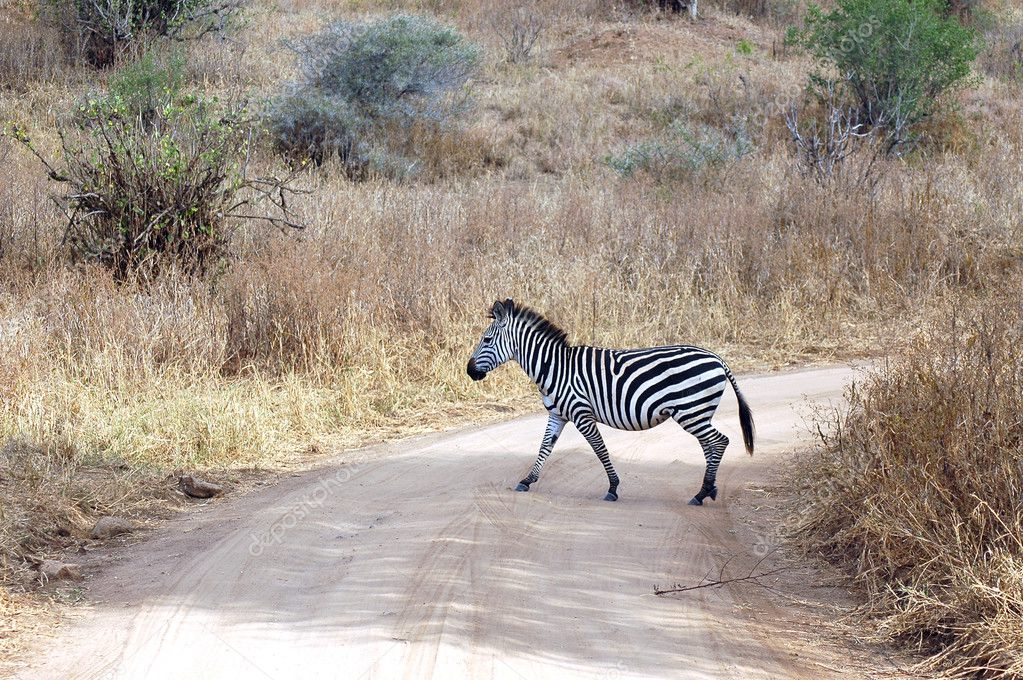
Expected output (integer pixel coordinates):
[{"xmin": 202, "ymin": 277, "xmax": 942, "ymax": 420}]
[{"xmin": 654, "ymin": 550, "xmax": 789, "ymax": 596}]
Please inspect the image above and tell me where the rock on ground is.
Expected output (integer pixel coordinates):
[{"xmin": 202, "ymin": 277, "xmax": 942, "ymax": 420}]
[
  {"xmin": 179, "ymin": 475, "xmax": 224, "ymax": 499},
  {"xmin": 90, "ymin": 516, "xmax": 136, "ymax": 540},
  {"xmin": 39, "ymin": 560, "xmax": 82, "ymax": 582}
]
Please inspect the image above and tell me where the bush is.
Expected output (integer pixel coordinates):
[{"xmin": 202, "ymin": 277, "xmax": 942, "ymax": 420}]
[
  {"xmin": 490, "ymin": 6, "xmax": 547, "ymax": 64},
  {"xmin": 268, "ymin": 14, "xmax": 482, "ymax": 177},
  {"xmin": 6, "ymin": 57, "xmax": 302, "ymax": 281},
  {"xmin": 56, "ymin": 0, "xmax": 243, "ymax": 67},
  {"xmin": 267, "ymin": 93, "xmax": 368, "ymax": 172},
  {"xmin": 792, "ymin": 0, "xmax": 978, "ymax": 148},
  {"xmin": 795, "ymin": 295, "xmax": 1023, "ymax": 677},
  {"xmin": 605, "ymin": 120, "xmax": 753, "ymax": 183}
]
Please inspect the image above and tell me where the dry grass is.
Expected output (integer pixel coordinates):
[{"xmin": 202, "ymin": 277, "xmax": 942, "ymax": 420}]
[
  {"xmin": 0, "ymin": 5, "xmax": 67, "ymax": 90},
  {"xmin": 975, "ymin": 2, "xmax": 1023, "ymax": 81},
  {"xmin": 0, "ymin": 583, "xmax": 58, "ymax": 663},
  {"xmin": 0, "ymin": 0, "xmax": 1022, "ymax": 669},
  {"xmin": 794, "ymin": 291, "xmax": 1023, "ymax": 678}
]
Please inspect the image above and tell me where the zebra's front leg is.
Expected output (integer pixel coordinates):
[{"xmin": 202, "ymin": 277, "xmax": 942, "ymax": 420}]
[
  {"xmin": 575, "ymin": 416, "xmax": 620, "ymax": 501},
  {"xmin": 516, "ymin": 412, "xmax": 566, "ymax": 492}
]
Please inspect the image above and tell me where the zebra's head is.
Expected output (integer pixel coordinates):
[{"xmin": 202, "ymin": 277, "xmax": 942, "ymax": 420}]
[{"xmin": 467, "ymin": 299, "xmax": 516, "ymax": 381}]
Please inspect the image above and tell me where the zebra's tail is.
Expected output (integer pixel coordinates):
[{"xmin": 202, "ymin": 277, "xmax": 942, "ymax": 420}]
[{"xmin": 724, "ymin": 367, "xmax": 755, "ymax": 456}]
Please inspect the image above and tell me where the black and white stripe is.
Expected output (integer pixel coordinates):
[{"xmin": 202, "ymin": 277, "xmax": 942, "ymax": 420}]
[{"xmin": 467, "ymin": 299, "xmax": 754, "ymax": 505}]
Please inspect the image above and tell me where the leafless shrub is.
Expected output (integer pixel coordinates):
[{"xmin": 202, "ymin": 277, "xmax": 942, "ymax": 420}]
[
  {"xmin": 784, "ymin": 103, "xmax": 877, "ymax": 189},
  {"xmin": 491, "ymin": 6, "xmax": 547, "ymax": 64},
  {"xmin": 784, "ymin": 83, "xmax": 904, "ymax": 193},
  {"xmin": 57, "ymin": 0, "xmax": 243, "ymax": 67}
]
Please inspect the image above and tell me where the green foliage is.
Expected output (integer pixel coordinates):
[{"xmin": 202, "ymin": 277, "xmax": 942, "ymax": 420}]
[
  {"xmin": 103, "ymin": 50, "xmax": 187, "ymax": 124},
  {"xmin": 605, "ymin": 121, "xmax": 754, "ymax": 183},
  {"xmin": 793, "ymin": 0, "xmax": 978, "ymax": 131},
  {"xmin": 736, "ymin": 39, "xmax": 754, "ymax": 57},
  {"xmin": 268, "ymin": 13, "xmax": 482, "ymax": 177},
  {"xmin": 64, "ymin": 95, "xmax": 245, "ymax": 279}
]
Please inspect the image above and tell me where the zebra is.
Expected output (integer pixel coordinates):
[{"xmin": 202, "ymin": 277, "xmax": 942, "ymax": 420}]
[{"xmin": 466, "ymin": 299, "xmax": 754, "ymax": 505}]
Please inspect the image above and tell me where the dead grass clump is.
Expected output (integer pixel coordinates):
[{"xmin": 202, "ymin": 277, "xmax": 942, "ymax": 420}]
[
  {"xmin": 0, "ymin": 439, "xmax": 89, "ymax": 561},
  {"xmin": 704, "ymin": 0, "xmax": 807, "ymax": 24},
  {"xmin": 975, "ymin": 3, "xmax": 1023, "ymax": 82},
  {"xmin": 794, "ymin": 292, "xmax": 1023, "ymax": 678},
  {"xmin": 0, "ymin": 12, "xmax": 66, "ymax": 90},
  {"xmin": 220, "ymin": 245, "xmax": 356, "ymax": 375},
  {"xmin": 0, "ymin": 435, "xmax": 157, "ymax": 594},
  {"xmin": 0, "ymin": 583, "xmax": 57, "ymax": 667}
]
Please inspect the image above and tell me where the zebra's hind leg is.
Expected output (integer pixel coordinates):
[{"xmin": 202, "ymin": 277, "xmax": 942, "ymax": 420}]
[
  {"xmin": 679, "ymin": 420, "xmax": 729, "ymax": 506},
  {"xmin": 516, "ymin": 412, "xmax": 565, "ymax": 492}
]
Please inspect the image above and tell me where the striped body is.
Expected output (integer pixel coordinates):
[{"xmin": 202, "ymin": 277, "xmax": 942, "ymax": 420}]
[
  {"xmin": 541, "ymin": 345, "xmax": 729, "ymax": 432},
  {"xmin": 468, "ymin": 300, "xmax": 755, "ymax": 505}
]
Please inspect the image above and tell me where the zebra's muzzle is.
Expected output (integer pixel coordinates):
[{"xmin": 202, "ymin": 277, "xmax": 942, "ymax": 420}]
[{"xmin": 467, "ymin": 359, "xmax": 488, "ymax": 381}]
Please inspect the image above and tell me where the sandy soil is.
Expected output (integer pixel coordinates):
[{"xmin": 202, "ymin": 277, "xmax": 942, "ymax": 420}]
[{"xmin": 19, "ymin": 365, "xmax": 901, "ymax": 679}]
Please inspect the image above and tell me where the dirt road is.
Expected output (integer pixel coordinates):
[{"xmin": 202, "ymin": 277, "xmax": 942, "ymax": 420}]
[{"xmin": 22, "ymin": 366, "xmax": 888, "ymax": 679}]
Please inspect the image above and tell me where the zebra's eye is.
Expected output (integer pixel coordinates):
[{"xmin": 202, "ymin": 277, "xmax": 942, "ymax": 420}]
[{"xmin": 483, "ymin": 334, "xmax": 494, "ymax": 343}]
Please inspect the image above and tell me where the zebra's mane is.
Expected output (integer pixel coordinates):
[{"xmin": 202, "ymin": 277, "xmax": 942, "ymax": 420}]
[{"xmin": 491, "ymin": 302, "xmax": 570, "ymax": 346}]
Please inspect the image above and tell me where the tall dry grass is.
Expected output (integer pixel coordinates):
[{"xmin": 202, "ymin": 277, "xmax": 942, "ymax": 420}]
[
  {"xmin": 0, "ymin": 8, "xmax": 67, "ymax": 89},
  {"xmin": 794, "ymin": 292, "xmax": 1023, "ymax": 678}
]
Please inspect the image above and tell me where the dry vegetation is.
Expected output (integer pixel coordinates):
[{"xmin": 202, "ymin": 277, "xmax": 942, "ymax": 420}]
[
  {"xmin": 795, "ymin": 290, "xmax": 1023, "ymax": 678},
  {"xmin": 0, "ymin": 0, "xmax": 1022, "ymax": 671}
]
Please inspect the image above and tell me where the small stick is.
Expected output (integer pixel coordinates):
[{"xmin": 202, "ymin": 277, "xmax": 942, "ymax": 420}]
[
  {"xmin": 654, "ymin": 565, "xmax": 789, "ymax": 596},
  {"xmin": 655, "ymin": 550, "xmax": 787, "ymax": 596}
]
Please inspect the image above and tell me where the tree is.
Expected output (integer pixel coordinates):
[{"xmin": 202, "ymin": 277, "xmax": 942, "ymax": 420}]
[{"xmin": 793, "ymin": 0, "xmax": 978, "ymax": 149}]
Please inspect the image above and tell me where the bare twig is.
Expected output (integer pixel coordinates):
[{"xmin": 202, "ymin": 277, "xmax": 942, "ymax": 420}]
[
  {"xmin": 654, "ymin": 551, "xmax": 789, "ymax": 596},
  {"xmin": 654, "ymin": 566, "xmax": 788, "ymax": 595}
]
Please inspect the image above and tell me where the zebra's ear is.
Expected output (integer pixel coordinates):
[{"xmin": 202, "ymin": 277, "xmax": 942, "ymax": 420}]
[{"xmin": 491, "ymin": 300, "xmax": 507, "ymax": 321}]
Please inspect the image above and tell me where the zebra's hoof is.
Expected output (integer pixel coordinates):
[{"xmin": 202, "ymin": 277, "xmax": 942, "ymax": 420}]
[
  {"xmin": 515, "ymin": 483, "xmax": 530, "ymax": 492},
  {"xmin": 603, "ymin": 492, "xmax": 618, "ymax": 502},
  {"xmin": 688, "ymin": 497, "xmax": 703, "ymax": 506}
]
